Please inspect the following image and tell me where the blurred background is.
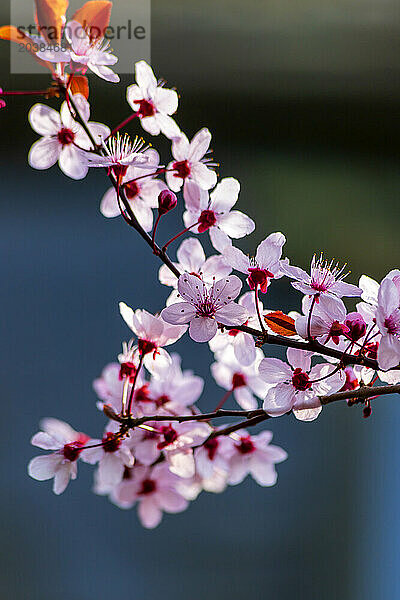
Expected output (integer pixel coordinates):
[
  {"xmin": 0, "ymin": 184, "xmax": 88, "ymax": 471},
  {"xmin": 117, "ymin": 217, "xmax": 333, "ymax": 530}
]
[{"xmin": 1, "ymin": 1, "xmax": 399, "ymax": 599}]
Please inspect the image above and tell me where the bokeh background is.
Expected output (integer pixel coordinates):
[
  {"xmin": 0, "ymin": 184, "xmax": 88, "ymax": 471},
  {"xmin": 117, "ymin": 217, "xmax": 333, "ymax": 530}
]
[{"xmin": 1, "ymin": 1, "xmax": 399, "ymax": 599}]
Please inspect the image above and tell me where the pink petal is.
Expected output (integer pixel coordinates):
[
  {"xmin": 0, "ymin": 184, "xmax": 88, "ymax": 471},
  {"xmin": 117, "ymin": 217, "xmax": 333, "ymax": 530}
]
[{"xmin": 189, "ymin": 316, "xmax": 218, "ymax": 342}]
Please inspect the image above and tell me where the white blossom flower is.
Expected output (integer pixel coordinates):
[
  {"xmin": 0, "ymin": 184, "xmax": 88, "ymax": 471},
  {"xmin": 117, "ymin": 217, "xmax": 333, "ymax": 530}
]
[
  {"xmin": 28, "ymin": 95, "xmax": 110, "ymax": 179},
  {"xmin": 166, "ymin": 128, "xmax": 217, "ymax": 192},
  {"xmin": 259, "ymin": 348, "xmax": 345, "ymax": 421},
  {"xmin": 158, "ymin": 237, "xmax": 231, "ymax": 291},
  {"xmin": 37, "ymin": 20, "xmax": 120, "ymax": 82},
  {"xmin": 281, "ymin": 254, "xmax": 362, "ymax": 299},
  {"xmin": 100, "ymin": 148, "xmax": 166, "ymax": 231},
  {"xmin": 224, "ymin": 232, "xmax": 286, "ymax": 293},
  {"xmin": 375, "ymin": 278, "xmax": 400, "ymax": 370},
  {"xmin": 226, "ymin": 430, "xmax": 287, "ymax": 487},
  {"xmin": 119, "ymin": 304, "xmax": 187, "ymax": 375},
  {"xmin": 113, "ymin": 464, "xmax": 189, "ymax": 528},
  {"xmin": 82, "ymin": 133, "xmax": 156, "ymax": 176},
  {"xmin": 28, "ymin": 419, "xmax": 90, "ymax": 495},
  {"xmin": 182, "ymin": 178, "xmax": 255, "ymax": 252},
  {"xmin": 161, "ymin": 274, "xmax": 247, "ymax": 343},
  {"xmin": 126, "ymin": 61, "xmax": 180, "ymax": 138}
]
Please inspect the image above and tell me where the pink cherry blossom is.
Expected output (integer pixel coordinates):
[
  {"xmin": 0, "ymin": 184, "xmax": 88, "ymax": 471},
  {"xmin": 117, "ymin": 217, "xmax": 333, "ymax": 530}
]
[
  {"xmin": 150, "ymin": 421, "xmax": 212, "ymax": 478},
  {"xmin": 126, "ymin": 61, "xmax": 180, "ymax": 139},
  {"xmin": 161, "ymin": 274, "xmax": 247, "ymax": 343},
  {"xmin": 158, "ymin": 237, "xmax": 231, "ymax": 291},
  {"xmin": 375, "ymin": 278, "xmax": 400, "ymax": 370},
  {"xmin": 194, "ymin": 435, "xmax": 233, "ymax": 480},
  {"xmin": 281, "ymin": 254, "xmax": 362, "ymax": 299},
  {"xmin": 119, "ymin": 304, "xmax": 187, "ymax": 375},
  {"xmin": 226, "ymin": 430, "xmax": 287, "ymax": 486},
  {"xmin": 82, "ymin": 133, "xmax": 156, "ymax": 173},
  {"xmin": 81, "ymin": 423, "xmax": 134, "ymax": 489},
  {"xmin": 211, "ymin": 346, "xmax": 269, "ymax": 409},
  {"xmin": 259, "ymin": 348, "xmax": 345, "ymax": 421},
  {"xmin": 182, "ymin": 178, "xmax": 255, "ymax": 252},
  {"xmin": 166, "ymin": 128, "xmax": 217, "ymax": 192},
  {"xmin": 100, "ymin": 148, "xmax": 166, "ymax": 231},
  {"xmin": 28, "ymin": 418, "xmax": 90, "ymax": 495},
  {"xmin": 209, "ymin": 292, "xmax": 266, "ymax": 366},
  {"xmin": 114, "ymin": 464, "xmax": 189, "ymax": 528},
  {"xmin": 28, "ymin": 95, "xmax": 110, "ymax": 180},
  {"xmin": 295, "ymin": 295, "xmax": 349, "ymax": 343},
  {"xmin": 37, "ymin": 20, "xmax": 120, "ymax": 83},
  {"xmin": 224, "ymin": 232, "xmax": 286, "ymax": 293},
  {"xmin": 147, "ymin": 353, "xmax": 204, "ymax": 413}
]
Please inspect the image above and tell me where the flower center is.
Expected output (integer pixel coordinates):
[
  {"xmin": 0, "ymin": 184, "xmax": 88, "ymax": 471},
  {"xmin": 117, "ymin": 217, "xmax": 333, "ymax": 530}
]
[
  {"xmin": 124, "ymin": 180, "xmax": 140, "ymax": 199},
  {"xmin": 138, "ymin": 338, "xmax": 157, "ymax": 356},
  {"xmin": 62, "ymin": 436, "xmax": 88, "ymax": 462},
  {"xmin": 137, "ymin": 98, "xmax": 156, "ymax": 118},
  {"xmin": 204, "ymin": 438, "xmax": 219, "ymax": 461},
  {"xmin": 112, "ymin": 164, "xmax": 128, "ymax": 180},
  {"xmin": 328, "ymin": 321, "xmax": 349, "ymax": 344},
  {"xmin": 197, "ymin": 300, "xmax": 216, "ymax": 318},
  {"xmin": 236, "ymin": 435, "xmax": 256, "ymax": 454},
  {"xmin": 232, "ymin": 372, "xmax": 246, "ymax": 389},
  {"xmin": 291, "ymin": 368, "xmax": 312, "ymax": 391},
  {"xmin": 157, "ymin": 425, "xmax": 178, "ymax": 449},
  {"xmin": 102, "ymin": 432, "xmax": 121, "ymax": 453},
  {"xmin": 139, "ymin": 478, "xmax": 157, "ymax": 495},
  {"xmin": 198, "ymin": 209, "xmax": 217, "ymax": 233},
  {"xmin": 57, "ymin": 127, "xmax": 75, "ymax": 146},
  {"xmin": 156, "ymin": 394, "xmax": 170, "ymax": 407},
  {"xmin": 384, "ymin": 312, "xmax": 400, "ymax": 336},
  {"xmin": 173, "ymin": 159, "xmax": 191, "ymax": 179},
  {"xmin": 119, "ymin": 361, "xmax": 137, "ymax": 382},
  {"xmin": 247, "ymin": 267, "xmax": 274, "ymax": 293},
  {"xmin": 135, "ymin": 384, "xmax": 152, "ymax": 403}
]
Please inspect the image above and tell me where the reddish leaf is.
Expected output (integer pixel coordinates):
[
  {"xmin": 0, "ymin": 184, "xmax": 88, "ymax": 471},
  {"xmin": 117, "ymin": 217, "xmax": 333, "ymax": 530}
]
[
  {"xmin": 72, "ymin": 1, "xmax": 112, "ymax": 39},
  {"xmin": 264, "ymin": 311, "xmax": 296, "ymax": 337},
  {"xmin": 69, "ymin": 75, "xmax": 89, "ymax": 98},
  {"xmin": 34, "ymin": 0, "xmax": 69, "ymax": 44}
]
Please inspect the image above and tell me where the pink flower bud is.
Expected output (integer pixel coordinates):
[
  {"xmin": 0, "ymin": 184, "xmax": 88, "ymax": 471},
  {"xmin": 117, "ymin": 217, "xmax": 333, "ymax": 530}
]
[
  {"xmin": 158, "ymin": 189, "xmax": 177, "ymax": 215},
  {"xmin": 345, "ymin": 312, "xmax": 367, "ymax": 342}
]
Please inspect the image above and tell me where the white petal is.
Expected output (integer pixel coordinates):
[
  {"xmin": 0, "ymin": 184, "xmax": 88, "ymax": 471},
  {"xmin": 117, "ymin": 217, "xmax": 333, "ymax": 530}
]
[
  {"xmin": 53, "ymin": 463, "xmax": 73, "ymax": 495},
  {"xmin": 209, "ymin": 227, "xmax": 232, "ymax": 253},
  {"xmin": 234, "ymin": 387, "xmax": 258, "ymax": 410},
  {"xmin": 263, "ymin": 383, "xmax": 295, "ymax": 416},
  {"xmin": 28, "ymin": 454, "xmax": 61, "ymax": 480},
  {"xmin": 138, "ymin": 498, "xmax": 162, "ymax": 528},
  {"xmin": 190, "ymin": 162, "xmax": 217, "ymax": 190},
  {"xmin": 28, "ymin": 104, "xmax": 61, "ymax": 135},
  {"xmin": 28, "ymin": 137, "xmax": 60, "ymax": 170},
  {"xmin": 215, "ymin": 304, "xmax": 248, "ymax": 326},
  {"xmin": 98, "ymin": 453, "xmax": 124, "ymax": 487},
  {"xmin": 176, "ymin": 237, "xmax": 205, "ymax": 272},
  {"xmin": 211, "ymin": 275, "xmax": 243, "ymax": 307},
  {"xmin": 217, "ymin": 211, "xmax": 255, "ymax": 238},
  {"xmin": 59, "ymin": 146, "xmax": 88, "ymax": 180},
  {"xmin": 250, "ymin": 456, "xmax": 277, "ymax": 486},
  {"xmin": 255, "ymin": 232, "xmax": 286, "ymax": 270},
  {"xmin": 161, "ymin": 302, "xmax": 196, "ymax": 325},
  {"xmin": 287, "ymin": 348, "xmax": 312, "ymax": 372},
  {"xmin": 100, "ymin": 187, "xmax": 120, "ymax": 218},
  {"xmin": 171, "ymin": 133, "xmax": 190, "ymax": 161},
  {"xmin": 210, "ymin": 177, "xmax": 240, "ymax": 212},
  {"xmin": 378, "ymin": 334, "xmax": 400, "ymax": 370},
  {"xmin": 154, "ymin": 87, "xmax": 178, "ymax": 114},
  {"xmin": 135, "ymin": 60, "xmax": 157, "ymax": 95},
  {"xmin": 167, "ymin": 449, "xmax": 196, "ymax": 478},
  {"xmin": 259, "ymin": 358, "xmax": 292, "ymax": 384},
  {"xmin": 189, "ymin": 316, "xmax": 218, "ymax": 342},
  {"xmin": 183, "ymin": 180, "xmax": 208, "ymax": 212},
  {"xmin": 223, "ymin": 245, "xmax": 250, "ymax": 274},
  {"xmin": 188, "ymin": 128, "xmax": 211, "ymax": 162},
  {"xmin": 177, "ymin": 273, "xmax": 208, "ymax": 303}
]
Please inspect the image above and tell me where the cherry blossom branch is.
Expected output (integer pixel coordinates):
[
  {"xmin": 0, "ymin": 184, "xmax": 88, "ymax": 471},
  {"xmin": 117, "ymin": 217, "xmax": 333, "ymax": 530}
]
[
  {"xmin": 63, "ymin": 88, "xmax": 181, "ymax": 279},
  {"xmin": 63, "ymin": 87, "xmax": 399, "ymax": 375},
  {"xmin": 108, "ymin": 384, "xmax": 400, "ymax": 433}
]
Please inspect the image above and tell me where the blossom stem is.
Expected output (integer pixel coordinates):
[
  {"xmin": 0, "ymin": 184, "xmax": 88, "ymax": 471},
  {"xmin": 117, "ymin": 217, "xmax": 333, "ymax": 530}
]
[
  {"xmin": 162, "ymin": 221, "xmax": 199, "ymax": 253},
  {"xmin": 151, "ymin": 214, "xmax": 161, "ymax": 252},
  {"xmin": 214, "ymin": 390, "xmax": 233, "ymax": 411},
  {"xmin": 126, "ymin": 353, "xmax": 144, "ymax": 416},
  {"xmin": 307, "ymin": 295, "xmax": 317, "ymax": 340},
  {"xmin": 254, "ymin": 286, "xmax": 266, "ymax": 333},
  {"xmin": 63, "ymin": 87, "xmax": 181, "ymax": 278},
  {"xmin": 108, "ymin": 112, "xmax": 139, "ymax": 139}
]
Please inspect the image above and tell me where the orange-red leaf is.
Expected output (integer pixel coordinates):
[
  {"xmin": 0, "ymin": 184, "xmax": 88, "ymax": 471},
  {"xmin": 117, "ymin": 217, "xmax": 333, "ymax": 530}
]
[
  {"xmin": 69, "ymin": 75, "xmax": 89, "ymax": 98},
  {"xmin": 0, "ymin": 25, "xmax": 54, "ymax": 72},
  {"xmin": 264, "ymin": 311, "xmax": 296, "ymax": 337},
  {"xmin": 72, "ymin": 1, "xmax": 112, "ymax": 39},
  {"xmin": 34, "ymin": 0, "xmax": 69, "ymax": 44}
]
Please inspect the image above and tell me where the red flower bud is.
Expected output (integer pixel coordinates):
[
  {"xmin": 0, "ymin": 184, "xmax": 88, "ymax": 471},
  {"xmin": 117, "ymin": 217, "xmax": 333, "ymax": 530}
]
[{"xmin": 158, "ymin": 190, "xmax": 177, "ymax": 215}]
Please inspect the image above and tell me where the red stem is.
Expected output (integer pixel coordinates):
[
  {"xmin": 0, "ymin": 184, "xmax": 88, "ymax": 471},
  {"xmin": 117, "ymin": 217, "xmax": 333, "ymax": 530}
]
[{"xmin": 162, "ymin": 221, "xmax": 200, "ymax": 252}]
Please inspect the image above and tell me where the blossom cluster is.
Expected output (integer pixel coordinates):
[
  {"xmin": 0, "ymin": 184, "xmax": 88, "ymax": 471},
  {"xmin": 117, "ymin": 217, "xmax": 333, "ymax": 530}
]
[{"xmin": 2, "ymin": 1, "xmax": 398, "ymax": 529}]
